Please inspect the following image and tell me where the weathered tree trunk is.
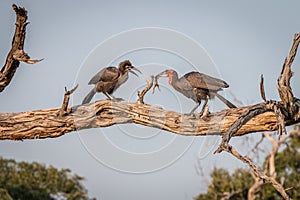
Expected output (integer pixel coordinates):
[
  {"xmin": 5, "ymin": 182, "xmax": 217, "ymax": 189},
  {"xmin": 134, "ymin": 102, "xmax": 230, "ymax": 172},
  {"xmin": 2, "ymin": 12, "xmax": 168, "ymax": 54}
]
[{"xmin": 1, "ymin": 100, "xmax": 299, "ymax": 140}]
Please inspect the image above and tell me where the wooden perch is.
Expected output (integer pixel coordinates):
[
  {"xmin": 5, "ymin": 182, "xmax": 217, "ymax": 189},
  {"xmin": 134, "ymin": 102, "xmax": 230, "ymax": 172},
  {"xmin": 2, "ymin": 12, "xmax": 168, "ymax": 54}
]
[{"xmin": 0, "ymin": 99, "xmax": 299, "ymax": 140}]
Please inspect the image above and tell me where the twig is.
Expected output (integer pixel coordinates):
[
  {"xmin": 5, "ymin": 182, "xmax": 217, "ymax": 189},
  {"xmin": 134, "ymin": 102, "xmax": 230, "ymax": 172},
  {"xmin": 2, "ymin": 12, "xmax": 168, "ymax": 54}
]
[
  {"xmin": 59, "ymin": 84, "xmax": 78, "ymax": 116},
  {"xmin": 137, "ymin": 76, "xmax": 154, "ymax": 104},
  {"xmin": 271, "ymin": 102, "xmax": 287, "ymax": 139},
  {"xmin": 260, "ymin": 74, "xmax": 267, "ymax": 102},
  {"xmin": 152, "ymin": 74, "xmax": 161, "ymax": 94},
  {"xmin": 12, "ymin": 49, "xmax": 43, "ymax": 64},
  {"xmin": 250, "ymin": 133, "xmax": 265, "ymax": 155}
]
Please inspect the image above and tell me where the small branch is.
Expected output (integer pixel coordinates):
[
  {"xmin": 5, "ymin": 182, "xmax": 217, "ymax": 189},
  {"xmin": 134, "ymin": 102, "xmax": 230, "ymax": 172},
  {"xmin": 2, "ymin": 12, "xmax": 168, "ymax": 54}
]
[
  {"xmin": 215, "ymin": 103, "xmax": 268, "ymax": 153},
  {"xmin": 262, "ymin": 132, "xmax": 278, "ymax": 177},
  {"xmin": 152, "ymin": 75, "xmax": 161, "ymax": 94},
  {"xmin": 277, "ymin": 33, "xmax": 300, "ymax": 115},
  {"xmin": 0, "ymin": 5, "xmax": 42, "ymax": 93},
  {"xmin": 252, "ymin": 134, "xmax": 265, "ymax": 152},
  {"xmin": 137, "ymin": 76, "xmax": 154, "ymax": 104},
  {"xmin": 12, "ymin": 49, "xmax": 43, "ymax": 64},
  {"xmin": 248, "ymin": 177, "xmax": 264, "ymax": 200},
  {"xmin": 59, "ymin": 84, "xmax": 78, "ymax": 116},
  {"xmin": 271, "ymin": 102, "xmax": 287, "ymax": 138},
  {"xmin": 260, "ymin": 74, "xmax": 267, "ymax": 102}
]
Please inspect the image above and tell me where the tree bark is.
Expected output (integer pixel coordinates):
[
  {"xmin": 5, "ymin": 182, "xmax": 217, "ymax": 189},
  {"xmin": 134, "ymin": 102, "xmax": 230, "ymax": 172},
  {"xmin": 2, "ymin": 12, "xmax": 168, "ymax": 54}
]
[{"xmin": 1, "ymin": 100, "xmax": 300, "ymax": 140}]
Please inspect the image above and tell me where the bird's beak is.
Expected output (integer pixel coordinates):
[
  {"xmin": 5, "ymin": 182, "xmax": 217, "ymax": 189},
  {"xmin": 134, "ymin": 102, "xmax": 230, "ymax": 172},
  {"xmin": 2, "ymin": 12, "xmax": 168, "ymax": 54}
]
[
  {"xmin": 156, "ymin": 70, "xmax": 169, "ymax": 78},
  {"xmin": 129, "ymin": 66, "xmax": 142, "ymax": 77}
]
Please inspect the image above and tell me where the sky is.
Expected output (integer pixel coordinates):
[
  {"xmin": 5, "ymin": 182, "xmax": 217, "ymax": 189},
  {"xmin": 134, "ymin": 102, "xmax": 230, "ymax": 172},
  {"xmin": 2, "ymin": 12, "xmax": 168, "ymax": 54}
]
[{"xmin": 1, "ymin": 1, "xmax": 300, "ymax": 199}]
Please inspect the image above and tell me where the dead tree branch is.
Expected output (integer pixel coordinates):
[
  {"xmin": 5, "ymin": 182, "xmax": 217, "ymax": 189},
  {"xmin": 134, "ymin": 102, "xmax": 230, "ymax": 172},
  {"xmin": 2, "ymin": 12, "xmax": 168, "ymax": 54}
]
[
  {"xmin": 0, "ymin": 5, "xmax": 42, "ymax": 92},
  {"xmin": 59, "ymin": 84, "xmax": 78, "ymax": 116},
  {"xmin": 137, "ymin": 76, "xmax": 154, "ymax": 104},
  {"xmin": 278, "ymin": 33, "xmax": 300, "ymax": 117},
  {"xmin": 0, "ymin": 100, "xmax": 299, "ymax": 140},
  {"xmin": 260, "ymin": 74, "xmax": 267, "ymax": 102},
  {"xmin": 216, "ymin": 33, "xmax": 300, "ymax": 154},
  {"xmin": 213, "ymin": 33, "xmax": 300, "ymax": 199}
]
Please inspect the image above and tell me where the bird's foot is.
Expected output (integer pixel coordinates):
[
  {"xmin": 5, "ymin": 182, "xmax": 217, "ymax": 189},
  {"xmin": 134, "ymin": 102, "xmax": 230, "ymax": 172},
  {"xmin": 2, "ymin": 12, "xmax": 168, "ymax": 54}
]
[
  {"xmin": 112, "ymin": 97, "xmax": 124, "ymax": 102},
  {"xmin": 199, "ymin": 105, "xmax": 210, "ymax": 119},
  {"xmin": 185, "ymin": 111, "xmax": 197, "ymax": 118}
]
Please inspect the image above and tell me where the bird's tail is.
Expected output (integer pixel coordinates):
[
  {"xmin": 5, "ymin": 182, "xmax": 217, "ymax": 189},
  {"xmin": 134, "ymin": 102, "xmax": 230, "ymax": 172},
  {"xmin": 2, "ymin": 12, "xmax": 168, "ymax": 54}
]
[
  {"xmin": 214, "ymin": 93, "xmax": 237, "ymax": 108},
  {"xmin": 82, "ymin": 88, "xmax": 96, "ymax": 104}
]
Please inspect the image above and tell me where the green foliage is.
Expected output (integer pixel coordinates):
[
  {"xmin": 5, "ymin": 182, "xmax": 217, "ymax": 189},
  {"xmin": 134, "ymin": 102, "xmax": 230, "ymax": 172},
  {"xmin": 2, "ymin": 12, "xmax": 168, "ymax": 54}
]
[
  {"xmin": 195, "ymin": 126, "xmax": 300, "ymax": 200},
  {"xmin": 0, "ymin": 188, "xmax": 13, "ymax": 200},
  {"xmin": 0, "ymin": 157, "xmax": 94, "ymax": 200},
  {"xmin": 195, "ymin": 168, "xmax": 253, "ymax": 200}
]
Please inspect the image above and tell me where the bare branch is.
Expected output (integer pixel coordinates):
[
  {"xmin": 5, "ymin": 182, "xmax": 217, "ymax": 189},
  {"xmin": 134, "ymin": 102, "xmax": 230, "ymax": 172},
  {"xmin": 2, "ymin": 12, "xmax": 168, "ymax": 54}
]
[
  {"xmin": 248, "ymin": 177, "xmax": 264, "ymax": 200},
  {"xmin": 0, "ymin": 5, "xmax": 42, "ymax": 92},
  {"xmin": 12, "ymin": 49, "xmax": 43, "ymax": 64},
  {"xmin": 278, "ymin": 33, "xmax": 300, "ymax": 115},
  {"xmin": 59, "ymin": 84, "xmax": 78, "ymax": 116},
  {"xmin": 215, "ymin": 94, "xmax": 292, "ymax": 154},
  {"xmin": 215, "ymin": 103, "xmax": 269, "ymax": 153},
  {"xmin": 1, "ymin": 100, "xmax": 300, "ymax": 141},
  {"xmin": 260, "ymin": 74, "xmax": 267, "ymax": 102},
  {"xmin": 137, "ymin": 76, "xmax": 154, "ymax": 104},
  {"xmin": 152, "ymin": 75, "xmax": 161, "ymax": 94}
]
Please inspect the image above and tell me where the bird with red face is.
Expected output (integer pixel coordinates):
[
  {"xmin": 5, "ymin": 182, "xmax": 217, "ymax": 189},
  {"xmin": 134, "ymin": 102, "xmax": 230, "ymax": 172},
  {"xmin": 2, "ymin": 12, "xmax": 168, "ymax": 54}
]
[{"xmin": 155, "ymin": 69, "xmax": 236, "ymax": 116}]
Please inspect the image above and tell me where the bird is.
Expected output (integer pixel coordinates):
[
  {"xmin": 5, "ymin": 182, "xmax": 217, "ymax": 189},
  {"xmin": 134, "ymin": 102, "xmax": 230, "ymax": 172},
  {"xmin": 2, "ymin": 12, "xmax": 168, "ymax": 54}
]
[
  {"xmin": 82, "ymin": 60, "xmax": 141, "ymax": 104},
  {"xmin": 155, "ymin": 69, "xmax": 236, "ymax": 116}
]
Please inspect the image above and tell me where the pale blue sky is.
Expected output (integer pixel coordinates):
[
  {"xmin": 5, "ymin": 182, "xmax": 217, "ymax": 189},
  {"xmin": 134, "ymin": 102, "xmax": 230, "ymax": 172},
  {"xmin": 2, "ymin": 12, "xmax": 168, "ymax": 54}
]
[{"xmin": 1, "ymin": 1, "xmax": 300, "ymax": 199}]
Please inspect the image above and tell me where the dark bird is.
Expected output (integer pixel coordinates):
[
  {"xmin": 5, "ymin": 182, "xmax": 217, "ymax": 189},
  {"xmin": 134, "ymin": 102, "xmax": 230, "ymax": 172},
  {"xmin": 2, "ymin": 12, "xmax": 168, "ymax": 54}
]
[
  {"xmin": 82, "ymin": 60, "xmax": 141, "ymax": 104},
  {"xmin": 155, "ymin": 69, "xmax": 236, "ymax": 115}
]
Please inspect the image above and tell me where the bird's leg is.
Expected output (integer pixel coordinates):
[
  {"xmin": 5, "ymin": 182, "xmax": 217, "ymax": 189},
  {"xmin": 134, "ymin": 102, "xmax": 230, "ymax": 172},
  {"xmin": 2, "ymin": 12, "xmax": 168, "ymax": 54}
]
[
  {"xmin": 200, "ymin": 102, "xmax": 210, "ymax": 118},
  {"xmin": 199, "ymin": 99, "xmax": 209, "ymax": 117},
  {"xmin": 188, "ymin": 101, "xmax": 201, "ymax": 116},
  {"xmin": 110, "ymin": 94, "xmax": 124, "ymax": 102},
  {"xmin": 103, "ymin": 92, "xmax": 112, "ymax": 100}
]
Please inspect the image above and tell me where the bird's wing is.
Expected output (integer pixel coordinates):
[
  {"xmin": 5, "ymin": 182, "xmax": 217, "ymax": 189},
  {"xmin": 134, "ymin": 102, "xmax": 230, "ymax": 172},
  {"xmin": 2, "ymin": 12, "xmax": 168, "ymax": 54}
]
[
  {"xmin": 88, "ymin": 67, "xmax": 120, "ymax": 84},
  {"xmin": 183, "ymin": 72, "xmax": 229, "ymax": 91}
]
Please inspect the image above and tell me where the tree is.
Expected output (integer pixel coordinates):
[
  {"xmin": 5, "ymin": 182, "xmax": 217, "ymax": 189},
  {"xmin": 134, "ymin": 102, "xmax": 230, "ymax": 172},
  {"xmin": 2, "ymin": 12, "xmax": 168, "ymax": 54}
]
[
  {"xmin": 0, "ymin": 157, "xmax": 94, "ymax": 200},
  {"xmin": 1, "ymin": 4, "xmax": 300, "ymax": 199},
  {"xmin": 196, "ymin": 168, "xmax": 253, "ymax": 200},
  {"xmin": 195, "ymin": 126, "xmax": 300, "ymax": 200}
]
